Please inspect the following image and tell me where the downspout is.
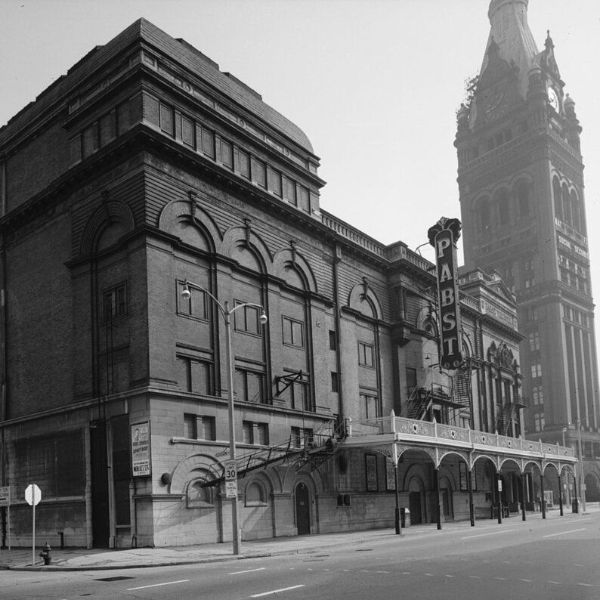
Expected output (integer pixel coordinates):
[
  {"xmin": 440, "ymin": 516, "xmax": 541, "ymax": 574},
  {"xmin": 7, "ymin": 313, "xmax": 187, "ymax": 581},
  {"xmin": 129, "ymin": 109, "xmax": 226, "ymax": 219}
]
[{"xmin": 332, "ymin": 243, "xmax": 344, "ymax": 434}]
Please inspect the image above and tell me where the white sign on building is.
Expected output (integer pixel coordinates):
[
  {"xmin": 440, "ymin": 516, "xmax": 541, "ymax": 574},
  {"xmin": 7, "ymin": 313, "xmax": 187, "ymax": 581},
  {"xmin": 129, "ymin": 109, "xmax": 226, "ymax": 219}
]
[{"xmin": 131, "ymin": 422, "xmax": 151, "ymax": 477}]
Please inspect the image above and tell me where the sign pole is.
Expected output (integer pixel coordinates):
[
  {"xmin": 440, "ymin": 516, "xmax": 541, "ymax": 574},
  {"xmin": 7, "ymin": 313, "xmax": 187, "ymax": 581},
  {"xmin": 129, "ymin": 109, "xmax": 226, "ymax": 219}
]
[{"xmin": 32, "ymin": 493, "xmax": 35, "ymax": 567}]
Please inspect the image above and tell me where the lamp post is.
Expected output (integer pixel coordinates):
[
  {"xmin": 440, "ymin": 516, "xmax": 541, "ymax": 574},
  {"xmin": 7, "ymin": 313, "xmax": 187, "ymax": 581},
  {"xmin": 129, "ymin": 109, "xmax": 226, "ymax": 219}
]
[{"xmin": 181, "ymin": 281, "xmax": 267, "ymax": 555}]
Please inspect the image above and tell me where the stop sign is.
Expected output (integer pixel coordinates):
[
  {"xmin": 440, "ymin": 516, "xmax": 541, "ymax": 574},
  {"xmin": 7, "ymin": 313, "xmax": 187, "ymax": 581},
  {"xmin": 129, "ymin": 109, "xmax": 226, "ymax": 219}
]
[{"xmin": 25, "ymin": 484, "xmax": 41, "ymax": 506}]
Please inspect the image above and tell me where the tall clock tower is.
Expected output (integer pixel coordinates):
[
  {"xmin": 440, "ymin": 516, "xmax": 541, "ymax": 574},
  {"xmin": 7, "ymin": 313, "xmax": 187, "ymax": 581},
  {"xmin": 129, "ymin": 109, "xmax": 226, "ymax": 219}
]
[{"xmin": 456, "ymin": 0, "xmax": 600, "ymax": 496}]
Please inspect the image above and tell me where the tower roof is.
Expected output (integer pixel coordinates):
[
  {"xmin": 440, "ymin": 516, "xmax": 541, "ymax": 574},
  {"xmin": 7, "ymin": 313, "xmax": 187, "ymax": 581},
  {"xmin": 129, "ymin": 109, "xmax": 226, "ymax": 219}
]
[{"xmin": 481, "ymin": 0, "xmax": 539, "ymax": 99}]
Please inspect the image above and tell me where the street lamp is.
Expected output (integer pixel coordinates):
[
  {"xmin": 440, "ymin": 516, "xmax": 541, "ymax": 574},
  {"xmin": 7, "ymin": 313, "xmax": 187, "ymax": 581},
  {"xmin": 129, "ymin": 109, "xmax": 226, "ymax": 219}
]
[
  {"xmin": 181, "ymin": 280, "xmax": 267, "ymax": 555},
  {"xmin": 577, "ymin": 419, "xmax": 586, "ymax": 514}
]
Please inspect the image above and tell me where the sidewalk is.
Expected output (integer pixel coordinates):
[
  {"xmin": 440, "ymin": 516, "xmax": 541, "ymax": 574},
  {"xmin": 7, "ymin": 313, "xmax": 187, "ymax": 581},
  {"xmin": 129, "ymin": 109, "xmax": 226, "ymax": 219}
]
[{"xmin": 1, "ymin": 505, "xmax": 596, "ymax": 571}]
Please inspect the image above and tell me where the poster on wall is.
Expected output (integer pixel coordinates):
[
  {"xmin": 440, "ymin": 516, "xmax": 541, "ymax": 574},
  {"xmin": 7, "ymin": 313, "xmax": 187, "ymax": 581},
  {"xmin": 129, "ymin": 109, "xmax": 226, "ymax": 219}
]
[{"xmin": 131, "ymin": 421, "xmax": 151, "ymax": 477}]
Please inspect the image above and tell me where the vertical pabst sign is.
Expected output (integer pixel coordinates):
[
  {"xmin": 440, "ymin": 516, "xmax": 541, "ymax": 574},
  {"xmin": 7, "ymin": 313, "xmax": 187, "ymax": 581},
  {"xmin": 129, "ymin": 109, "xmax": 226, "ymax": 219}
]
[{"xmin": 428, "ymin": 217, "xmax": 463, "ymax": 370}]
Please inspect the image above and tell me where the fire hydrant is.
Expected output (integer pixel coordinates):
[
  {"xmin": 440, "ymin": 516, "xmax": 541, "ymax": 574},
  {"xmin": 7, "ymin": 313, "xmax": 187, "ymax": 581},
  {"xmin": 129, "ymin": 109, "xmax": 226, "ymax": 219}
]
[{"xmin": 39, "ymin": 542, "xmax": 51, "ymax": 565}]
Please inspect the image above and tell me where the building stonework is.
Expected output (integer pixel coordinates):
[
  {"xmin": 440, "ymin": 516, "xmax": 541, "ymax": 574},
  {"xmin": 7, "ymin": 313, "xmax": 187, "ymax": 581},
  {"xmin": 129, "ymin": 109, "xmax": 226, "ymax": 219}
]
[
  {"xmin": 0, "ymin": 15, "xmax": 576, "ymax": 549},
  {"xmin": 455, "ymin": 0, "xmax": 600, "ymax": 501}
]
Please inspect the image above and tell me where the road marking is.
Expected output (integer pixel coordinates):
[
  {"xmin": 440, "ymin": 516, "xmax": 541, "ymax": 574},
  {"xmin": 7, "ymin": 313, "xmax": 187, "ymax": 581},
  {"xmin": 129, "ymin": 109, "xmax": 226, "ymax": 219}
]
[
  {"xmin": 543, "ymin": 528, "xmax": 586, "ymax": 538},
  {"xmin": 127, "ymin": 579, "xmax": 189, "ymax": 591},
  {"xmin": 548, "ymin": 581, "xmax": 560, "ymax": 585},
  {"xmin": 230, "ymin": 568, "xmax": 266, "ymax": 575},
  {"xmin": 250, "ymin": 585, "xmax": 305, "ymax": 597},
  {"xmin": 519, "ymin": 579, "xmax": 532, "ymax": 583},
  {"xmin": 461, "ymin": 529, "xmax": 518, "ymax": 540},
  {"xmin": 577, "ymin": 583, "xmax": 593, "ymax": 587},
  {"xmin": 445, "ymin": 574, "xmax": 455, "ymax": 578},
  {"xmin": 376, "ymin": 570, "xmax": 390, "ymax": 574},
  {"xmin": 469, "ymin": 575, "xmax": 481, "ymax": 580}
]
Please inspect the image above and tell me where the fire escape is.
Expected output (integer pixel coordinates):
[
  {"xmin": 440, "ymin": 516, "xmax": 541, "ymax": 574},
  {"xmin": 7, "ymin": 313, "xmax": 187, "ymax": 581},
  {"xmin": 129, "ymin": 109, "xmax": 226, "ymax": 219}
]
[{"xmin": 407, "ymin": 363, "xmax": 473, "ymax": 424}]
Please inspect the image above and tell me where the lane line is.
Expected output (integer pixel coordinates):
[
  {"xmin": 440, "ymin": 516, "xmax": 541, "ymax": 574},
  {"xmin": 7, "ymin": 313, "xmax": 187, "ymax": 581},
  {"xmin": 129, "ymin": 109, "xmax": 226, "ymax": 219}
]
[
  {"xmin": 230, "ymin": 568, "xmax": 266, "ymax": 575},
  {"xmin": 250, "ymin": 584, "xmax": 305, "ymax": 597},
  {"xmin": 127, "ymin": 579, "xmax": 189, "ymax": 591},
  {"xmin": 461, "ymin": 529, "xmax": 518, "ymax": 540},
  {"xmin": 543, "ymin": 528, "xmax": 586, "ymax": 538}
]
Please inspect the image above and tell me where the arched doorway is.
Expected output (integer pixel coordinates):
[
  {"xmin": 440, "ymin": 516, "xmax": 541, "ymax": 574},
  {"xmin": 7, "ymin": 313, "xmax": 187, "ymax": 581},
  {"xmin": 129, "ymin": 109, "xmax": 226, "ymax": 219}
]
[
  {"xmin": 295, "ymin": 482, "xmax": 311, "ymax": 535},
  {"xmin": 408, "ymin": 477, "xmax": 425, "ymax": 525},
  {"xmin": 439, "ymin": 476, "xmax": 454, "ymax": 521},
  {"xmin": 585, "ymin": 473, "xmax": 600, "ymax": 502}
]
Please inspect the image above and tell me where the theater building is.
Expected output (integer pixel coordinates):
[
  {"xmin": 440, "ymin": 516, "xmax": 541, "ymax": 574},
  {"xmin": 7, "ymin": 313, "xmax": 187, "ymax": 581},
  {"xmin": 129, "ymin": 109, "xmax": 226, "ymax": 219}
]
[{"xmin": 0, "ymin": 19, "xmax": 575, "ymax": 548}]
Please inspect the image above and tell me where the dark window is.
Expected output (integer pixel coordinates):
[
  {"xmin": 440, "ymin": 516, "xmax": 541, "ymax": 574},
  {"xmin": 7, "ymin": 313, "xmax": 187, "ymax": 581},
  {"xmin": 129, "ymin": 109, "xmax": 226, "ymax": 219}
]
[
  {"xmin": 282, "ymin": 316, "xmax": 304, "ymax": 347},
  {"xmin": 283, "ymin": 176, "xmax": 296, "ymax": 205},
  {"xmin": 201, "ymin": 127, "xmax": 215, "ymax": 158},
  {"xmin": 103, "ymin": 283, "xmax": 127, "ymax": 323},
  {"xmin": 177, "ymin": 281, "xmax": 207, "ymax": 320},
  {"xmin": 183, "ymin": 414, "xmax": 216, "ymax": 440},
  {"xmin": 219, "ymin": 138, "xmax": 233, "ymax": 169},
  {"xmin": 268, "ymin": 167, "xmax": 282, "ymax": 196},
  {"xmin": 234, "ymin": 302, "xmax": 260, "ymax": 335},
  {"xmin": 243, "ymin": 421, "xmax": 269, "ymax": 445},
  {"xmin": 252, "ymin": 158, "xmax": 266, "ymax": 188},
  {"xmin": 182, "ymin": 116, "xmax": 195, "ymax": 147},
  {"xmin": 112, "ymin": 415, "xmax": 130, "ymax": 526},
  {"xmin": 82, "ymin": 122, "xmax": 99, "ymax": 157},
  {"xmin": 291, "ymin": 426, "xmax": 313, "ymax": 448},
  {"xmin": 297, "ymin": 185, "xmax": 310, "ymax": 213},
  {"xmin": 177, "ymin": 356, "xmax": 211, "ymax": 395},
  {"xmin": 329, "ymin": 330, "xmax": 337, "ymax": 350},
  {"xmin": 100, "ymin": 112, "xmax": 116, "ymax": 146},
  {"xmin": 331, "ymin": 372, "xmax": 339, "ymax": 393},
  {"xmin": 159, "ymin": 103, "xmax": 174, "ymax": 136},
  {"xmin": 406, "ymin": 367, "xmax": 417, "ymax": 393},
  {"xmin": 236, "ymin": 369, "xmax": 266, "ymax": 404},
  {"xmin": 358, "ymin": 342, "xmax": 374, "ymax": 367},
  {"xmin": 238, "ymin": 149, "xmax": 250, "ymax": 179},
  {"xmin": 360, "ymin": 392, "xmax": 379, "ymax": 420}
]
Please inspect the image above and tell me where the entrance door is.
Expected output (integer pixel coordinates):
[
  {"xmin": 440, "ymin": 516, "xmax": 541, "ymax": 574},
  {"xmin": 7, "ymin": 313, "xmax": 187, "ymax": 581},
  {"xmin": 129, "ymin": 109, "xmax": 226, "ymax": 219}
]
[
  {"xmin": 295, "ymin": 483, "xmax": 311, "ymax": 535},
  {"xmin": 90, "ymin": 423, "xmax": 110, "ymax": 547},
  {"xmin": 409, "ymin": 491, "xmax": 422, "ymax": 524}
]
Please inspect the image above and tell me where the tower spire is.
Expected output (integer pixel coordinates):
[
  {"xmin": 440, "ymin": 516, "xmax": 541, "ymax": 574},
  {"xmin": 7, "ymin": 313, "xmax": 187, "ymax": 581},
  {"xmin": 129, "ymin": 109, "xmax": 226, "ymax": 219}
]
[{"xmin": 483, "ymin": 0, "xmax": 538, "ymax": 99}]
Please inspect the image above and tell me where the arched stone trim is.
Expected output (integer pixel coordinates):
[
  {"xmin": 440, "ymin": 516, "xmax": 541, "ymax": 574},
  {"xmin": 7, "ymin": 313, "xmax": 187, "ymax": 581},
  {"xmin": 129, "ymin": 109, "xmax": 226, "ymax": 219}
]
[
  {"xmin": 241, "ymin": 471, "xmax": 274, "ymax": 506},
  {"xmin": 472, "ymin": 453, "xmax": 500, "ymax": 471},
  {"xmin": 347, "ymin": 282, "xmax": 383, "ymax": 320},
  {"xmin": 281, "ymin": 465, "xmax": 324, "ymax": 495},
  {"xmin": 80, "ymin": 199, "xmax": 135, "ymax": 256},
  {"xmin": 158, "ymin": 199, "xmax": 221, "ymax": 252},
  {"xmin": 416, "ymin": 306, "xmax": 439, "ymax": 337},
  {"xmin": 438, "ymin": 450, "xmax": 470, "ymax": 469},
  {"xmin": 499, "ymin": 457, "xmax": 522, "ymax": 473},
  {"xmin": 168, "ymin": 453, "xmax": 223, "ymax": 494},
  {"xmin": 272, "ymin": 248, "xmax": 318, "ymax": 293},
  {"xmin": 222, "ymin": 226, "xmax": 272, "ymax": 274}
]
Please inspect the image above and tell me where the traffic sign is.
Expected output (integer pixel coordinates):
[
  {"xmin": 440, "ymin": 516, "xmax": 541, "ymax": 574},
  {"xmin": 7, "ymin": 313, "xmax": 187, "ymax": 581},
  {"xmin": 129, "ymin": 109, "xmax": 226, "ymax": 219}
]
[
  {"xmin": 224, "ymin": 461, "xmax": 237, "ymax": 481},
  {"xmin": 225, "ymin": 480, "xmax": 238, "ymax": 499},
  {"xmin": 25, "ymin": 484, "xmax": 41, "ymax": 506}
]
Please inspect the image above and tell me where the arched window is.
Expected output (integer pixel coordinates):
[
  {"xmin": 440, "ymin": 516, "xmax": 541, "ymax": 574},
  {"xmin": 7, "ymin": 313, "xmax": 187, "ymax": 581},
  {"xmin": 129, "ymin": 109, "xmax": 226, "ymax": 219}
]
[
  {"xmin": 553, "ymin": 177, "xmax": 562, "ymax": 221},
  {"xmin": 245, "ymin": 481, "xmax": 267, "ymax": 506},
  {"xmin": 516, "ymin": 182, "xmax": 531, "ymax": 217},
  {"xmin": 186, "ymin": 477, "xmax": 215, "ymax": 508},
  {"xmin": 562, "ymin": 183, "xmax": 571, "ymax": 225},
  {"xmin": 570, "ymin": 189, "xmax": 581, "ymax": 232},
  {"xmin": 496, "ymin": 189, "xmax": 510, "ymax": 226},
  {"xmin": 479, "ymin": 198, "xmax": 491, "ymax": 232}
]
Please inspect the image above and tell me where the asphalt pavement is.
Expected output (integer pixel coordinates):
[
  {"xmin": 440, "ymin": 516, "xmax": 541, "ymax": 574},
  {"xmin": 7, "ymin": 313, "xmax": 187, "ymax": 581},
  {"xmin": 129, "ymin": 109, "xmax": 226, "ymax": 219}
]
[{"xmin": 1, "ymin": 504, "xmax": 597, "ymax": 571}]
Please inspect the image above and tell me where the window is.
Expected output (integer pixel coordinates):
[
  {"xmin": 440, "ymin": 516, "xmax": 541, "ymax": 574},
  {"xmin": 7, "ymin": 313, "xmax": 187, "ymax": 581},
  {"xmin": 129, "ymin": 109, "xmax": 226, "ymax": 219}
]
[
  {"xmin": 238, "ymin": 149, "xmax": 250, "ymax": 179},
  {"xmin": 177, "ymin": 281, "xmax": 207, "ymax": 319},
  {"xmin": 103, "ymin": 283, "xmax": 127, "ymax": 323},
  {"xmin": 358, "ymin": 342, "xmax": 374, "ymax": 367},
  {"xmin": 82, "ymin": 121, "xmax": 99, "ymax": 157},
  {"xmin": 177, "ymin": 356, "xmax": 211, "ymax": 395},
  {"xmin": 182, "ymin": 115, "xmax": 195, "ymax": 148},
  {"xmin": 331, "ymin": 372, "xmax": 339, "ymax": 393},
  {"xmin": 528, "ymin": 332, "xmax": 540, "ymax": 352},
  {"xmin": 187, "ymin": 478, "xmax": 215, "ymax": 508},
  {"xmin": 329, "ymin": 330, "xmax": 337, "ymax": 350},
  {"xmin": 291, "ymin": 426, "xmax": 314, "ymax": 448},
  {"xmin": 531, "ymin": 363, "xmax": 542, "ymax": 379},
  {"xmin": 297, "ymin": 185, "xmax": 310, "ymax": 213},
  {"xmin": 360, "ymin": 392, "xmax": 379, "ymax": 420},
  {"xmin": 159, "ymin": 103, "xmax": 174, "ymax": 136},
  {"xmin": 282, "ymin": 317, "xmax": 304, "ymax": 347},
  {"xmin": 234, "ymin": 302, "xmax": 261, "ymax": 335},
  {"xmin": 252, "ymin": 158, "xmax": 266, "ymax": 188},
  {"xmin": 236, "ymin": 369, "xmax": 266, "ymax": 404},
  {"xmin": 242, "ymin": 421, "xmax": 269, "ymax": 445},
  {"xmin": 268, "ymin": 167, "xmax": 282, "ymax": 196},
  {"xmin": 406, "ymin": 367, "xmax": 417, "ymax": 393},
  {"xmin": 283, "ymin": 176, "xmax": 296, "ymax": 205},
  {"xmin": 532, "ymin": 386, "xmax": 544, "ymax": 406},
  {"xmin": 201, "ymin": 127, "xmax": 215, "ymax": 158},
  {"xmin": 183, "ymin": 414, "xmax": 216, "ymax": 440},
  {"xmin": 245, "ymin": 481, "xmax": 267, "ymax": 506},
  {"xmin": 219, "ymin": 138, "xmax": 233, "ymax": 169},
  {"xmin": 534, "ymin": 413, "xmax": 545, "ymax": 432}
]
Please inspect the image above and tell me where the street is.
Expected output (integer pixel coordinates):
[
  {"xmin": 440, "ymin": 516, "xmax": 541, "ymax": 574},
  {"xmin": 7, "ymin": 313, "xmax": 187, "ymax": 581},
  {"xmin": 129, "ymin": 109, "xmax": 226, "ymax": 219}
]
[{"xmin": 3, "ymin": 513, "xmax": 600, "ymax": 600}]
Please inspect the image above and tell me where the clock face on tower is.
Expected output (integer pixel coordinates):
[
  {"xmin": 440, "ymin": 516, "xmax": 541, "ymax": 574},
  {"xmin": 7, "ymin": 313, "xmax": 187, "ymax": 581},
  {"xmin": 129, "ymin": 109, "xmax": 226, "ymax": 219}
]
[{"xmin": 547, "ymin": 86, "xmax": 560, "ymax": 112}]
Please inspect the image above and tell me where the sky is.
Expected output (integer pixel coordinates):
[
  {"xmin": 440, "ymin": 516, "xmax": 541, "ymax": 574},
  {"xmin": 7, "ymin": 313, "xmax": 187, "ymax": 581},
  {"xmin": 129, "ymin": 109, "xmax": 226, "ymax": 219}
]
[{"xmin": 1, "ymin": 0, "xmax": 599, "ymax": 286}]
